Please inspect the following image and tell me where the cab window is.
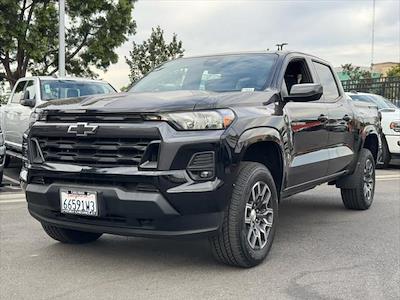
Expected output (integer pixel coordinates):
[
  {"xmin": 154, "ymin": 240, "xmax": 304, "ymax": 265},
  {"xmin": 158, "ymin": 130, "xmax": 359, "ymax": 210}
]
[
  {"xmin": 23, "ymin": 80, "xmax": 36, "ymax": 100},
  {"xmin": 11, "ymin": 81, "xmax": 26, "ymax": 103},
  {"xmin": 283, "ymin": 59, "xmax": 313, "ymax": 95},
  {"xmin": 313, "ymin": 62, "xmax": 339, "ymax": 101}
]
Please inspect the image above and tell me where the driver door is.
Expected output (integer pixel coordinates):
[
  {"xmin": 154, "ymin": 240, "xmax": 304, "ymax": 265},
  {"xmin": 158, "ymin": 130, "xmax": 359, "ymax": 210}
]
[
  {"xmin": 3, "ymin": 80, "xmax": 27, "ymax": 149},
  {"xmin": 16, "ymin": 80, "xmax": 37, "ymax": 146},
  {"xmin": 282, "ymin": 57, "xmax": 330, "ymax": 189}
]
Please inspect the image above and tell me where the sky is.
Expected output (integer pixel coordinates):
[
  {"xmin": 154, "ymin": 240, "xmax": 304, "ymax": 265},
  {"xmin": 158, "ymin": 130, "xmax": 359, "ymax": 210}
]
[{"xmin": 98, "ymin": 0, "xmax": 400, "ymax": 89}]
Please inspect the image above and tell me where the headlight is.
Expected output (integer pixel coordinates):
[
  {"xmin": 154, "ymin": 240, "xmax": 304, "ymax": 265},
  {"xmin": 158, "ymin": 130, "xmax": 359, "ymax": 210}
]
[
  {"xmin": 145, "ymin": 109, "xmax": 235, "ymax": 130},
  {"xmin": 390, "ymin": 121, "xmax": 400, "ymax": 132},
  {"xmin": 28, "ymin": 110, "xmax": 46, "ymax": 128}
]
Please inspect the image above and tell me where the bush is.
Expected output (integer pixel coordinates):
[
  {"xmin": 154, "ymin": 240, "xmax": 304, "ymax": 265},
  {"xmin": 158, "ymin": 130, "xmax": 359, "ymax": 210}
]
[{"xmin": 0, "ymin": 93, "xmax": 10, "ymax": 106}]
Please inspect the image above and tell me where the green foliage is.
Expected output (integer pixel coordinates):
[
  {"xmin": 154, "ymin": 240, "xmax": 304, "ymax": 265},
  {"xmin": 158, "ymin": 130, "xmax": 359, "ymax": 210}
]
[
  {"xmin": 386, "ymin": 64, "xmax": 400, "ymax": 77},
  {"xmin": 0, "ymin": 0, "xmax": 137, "ymax": 87},
  {"xmin": 341, "ymin": 63, "xmax": 372, "ymax": 81},
  {"xmin": 126, "ymin": 26, "xmax": 184, "ymax": 84}
]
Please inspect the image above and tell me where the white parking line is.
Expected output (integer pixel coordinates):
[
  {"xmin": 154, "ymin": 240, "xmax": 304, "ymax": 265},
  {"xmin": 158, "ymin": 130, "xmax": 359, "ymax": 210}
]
[
  {"xmin": 376, "ymin": 174, "xmax": 400, "ymax": 178},
  {"xmin": 3, "ymin": 175, "xmax": 20, "ymax": 185},
  {"xmin": 0, "ymin": 199, "xmax": 26, "ymax": 204}
]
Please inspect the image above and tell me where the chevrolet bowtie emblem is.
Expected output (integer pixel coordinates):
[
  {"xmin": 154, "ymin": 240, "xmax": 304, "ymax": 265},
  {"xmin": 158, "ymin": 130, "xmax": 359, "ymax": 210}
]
[{"xmin": 67, "ymin": 123, "xmax": 98, "ymax": 136}]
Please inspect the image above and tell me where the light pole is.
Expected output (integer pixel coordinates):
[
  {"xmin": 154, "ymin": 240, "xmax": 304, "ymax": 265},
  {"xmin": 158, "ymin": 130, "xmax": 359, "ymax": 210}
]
[
  {"xmin": 59, "ymin": 0, "xmax": 66, "ymax": 77},
  {"xmin": 370, "ymin": 0, "xmax": 376, "ymax": 71},
  {"xmin": 276, "ymin": 43, "xmax": 288, "ymax": 51}
]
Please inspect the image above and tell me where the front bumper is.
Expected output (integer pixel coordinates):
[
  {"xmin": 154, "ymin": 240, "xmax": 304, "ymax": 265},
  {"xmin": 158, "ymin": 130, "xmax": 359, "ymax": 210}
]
[
  {"xmin": 24, "ymin": 120, "xmax": 238, "ymax": 238},
  {"xmin": 27, "ymin": 181, "xmax": 225, "ymax": 238},
  {"xmin": 385, "ymin": 134, "xmax": 400, "ymax": 155}
]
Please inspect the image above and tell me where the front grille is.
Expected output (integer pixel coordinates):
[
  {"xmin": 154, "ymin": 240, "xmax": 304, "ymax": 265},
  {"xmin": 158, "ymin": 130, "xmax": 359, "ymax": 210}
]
[
  {"xmin": 36, "ymin": 136, "xmax": 154, "ymax": 166},
  {"xmin": 46, "ymin": 113, "xmax": 143, "ymax": 123}
]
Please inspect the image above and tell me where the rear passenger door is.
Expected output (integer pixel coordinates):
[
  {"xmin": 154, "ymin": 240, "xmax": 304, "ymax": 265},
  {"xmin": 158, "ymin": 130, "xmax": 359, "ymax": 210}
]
[{"xmin": 311, "ymin": 61, "xmax": 355, "ymax": 175}]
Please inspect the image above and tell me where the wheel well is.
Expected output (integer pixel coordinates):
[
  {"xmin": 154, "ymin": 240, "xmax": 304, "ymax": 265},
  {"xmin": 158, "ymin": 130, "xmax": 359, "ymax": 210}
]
[
  {"xmin": 242, "ymin": 141, "xmax": 283, "ymax": 194},
  {"xmin": 363, "ymin": 134, "xmax": 379, "ymax": 162}
]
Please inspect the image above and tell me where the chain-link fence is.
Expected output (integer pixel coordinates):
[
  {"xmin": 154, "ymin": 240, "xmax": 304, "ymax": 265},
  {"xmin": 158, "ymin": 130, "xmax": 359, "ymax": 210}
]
[{"xmin": 341, "ymin": 76, "xmax": 400, "ymax": 103}]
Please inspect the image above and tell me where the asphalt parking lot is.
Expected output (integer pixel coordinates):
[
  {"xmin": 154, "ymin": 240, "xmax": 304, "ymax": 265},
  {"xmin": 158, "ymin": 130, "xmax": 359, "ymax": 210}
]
[{"xmin": 0, "ymin": 160, "xmax": 399, "ymax": 299}]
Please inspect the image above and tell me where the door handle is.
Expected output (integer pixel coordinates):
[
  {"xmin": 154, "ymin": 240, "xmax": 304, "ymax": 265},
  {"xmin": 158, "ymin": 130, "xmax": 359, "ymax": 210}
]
[
  {"xmin": 342, "ymin": 115, "xmax": 352, "ymax": 122},
  {"xmin": 318, "ymin": 114, "xmax": 328, "ymax": 122}
]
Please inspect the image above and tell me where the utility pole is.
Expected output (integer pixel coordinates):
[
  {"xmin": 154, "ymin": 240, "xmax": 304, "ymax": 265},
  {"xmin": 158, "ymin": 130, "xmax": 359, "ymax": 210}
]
[
  {"xmin": 59, "ymin": 0, "xmax": 66, "ymax": 77},
  {"xmin": 370, "ymin": 0, "xmax": 376, "ymax": 71},
  {"xmin": 276, "ymin": 43, "xmax": 288, "ymax": 51}
]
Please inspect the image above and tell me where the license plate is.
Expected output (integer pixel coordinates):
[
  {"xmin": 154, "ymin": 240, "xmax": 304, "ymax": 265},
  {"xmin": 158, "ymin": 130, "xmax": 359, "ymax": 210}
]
[{"xmin": 60, "ymin": 189, "xmax": 98, "ymax": 216}]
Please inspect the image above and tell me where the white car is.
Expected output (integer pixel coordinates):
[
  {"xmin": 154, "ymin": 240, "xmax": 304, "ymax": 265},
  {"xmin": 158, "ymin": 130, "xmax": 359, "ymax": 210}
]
[
  {"xmin": 0, "ymin": 76, "xmax": 116, "ymax": 164},
  {"xmin": 347, "ymin": 92, "xmax": 400, "ymax": 167}
]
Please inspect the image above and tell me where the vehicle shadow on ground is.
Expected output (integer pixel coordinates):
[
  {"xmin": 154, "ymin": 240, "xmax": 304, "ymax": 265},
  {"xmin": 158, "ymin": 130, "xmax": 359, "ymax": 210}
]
[{"xmin": 40, "ymin": 190, "xmax": 349, "ymax": 271}]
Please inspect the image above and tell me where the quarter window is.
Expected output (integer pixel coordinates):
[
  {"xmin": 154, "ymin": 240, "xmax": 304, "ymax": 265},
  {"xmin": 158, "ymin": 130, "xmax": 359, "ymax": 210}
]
[{"xmin": 313, "ymin": 62, "xmax": 339, "ymax": 101}]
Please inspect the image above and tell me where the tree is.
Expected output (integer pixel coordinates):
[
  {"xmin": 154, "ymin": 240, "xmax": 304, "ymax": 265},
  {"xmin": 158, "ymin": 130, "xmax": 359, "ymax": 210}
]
[
  {"xmin": 341, "ymin": 63, "xmax": 372, "ymax": 81},
  {"xmin": 125, "ymin": 26, "xmax": 184, "ymax": 84},
  {"xmin": 0, "ymin": 0, "xmax": 136, "ymax": 87},
  {"xmin": 386, "ymin": 64, "xmax": 400, "ymax": 77}
]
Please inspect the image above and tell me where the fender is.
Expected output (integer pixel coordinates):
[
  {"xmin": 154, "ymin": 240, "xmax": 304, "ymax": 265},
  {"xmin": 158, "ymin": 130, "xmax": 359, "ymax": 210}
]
[
  {"xmin": 233, "ymin": 126, "xmax": 287, "ymax": 194},
  {"xmin": 360, "ymin": 125, "xmax": 382, "ymax": 162},
  {"xmin": 234, "ymin": 126, "xmax": 284, "ymax": 156},
  {"xmin": 360, "ymin": 125, "xmax": 381, "ymax": 148}
]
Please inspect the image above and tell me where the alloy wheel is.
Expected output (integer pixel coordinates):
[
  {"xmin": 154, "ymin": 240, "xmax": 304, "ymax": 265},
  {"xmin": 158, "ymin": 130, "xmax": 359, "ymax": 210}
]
[
  {"xmin": 363, "ymin": 158, "xmax": 375, "ymax": 201},
  {"xmin": 244, "ymin": 181, "xmax": 274, "ymax": 250}
]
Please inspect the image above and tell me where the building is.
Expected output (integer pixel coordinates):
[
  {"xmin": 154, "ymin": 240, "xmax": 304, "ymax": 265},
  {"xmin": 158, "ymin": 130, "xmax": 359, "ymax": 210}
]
[{"xmin": 371, "ymin": 62, "xmax": 399, "ymax": 76}]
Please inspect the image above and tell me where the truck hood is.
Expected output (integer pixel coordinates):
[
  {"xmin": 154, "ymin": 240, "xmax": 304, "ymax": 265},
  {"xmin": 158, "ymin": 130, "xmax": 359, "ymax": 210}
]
[{"xmin": 37, "ymin": 90, "xmax": 278, "ymax": 114}]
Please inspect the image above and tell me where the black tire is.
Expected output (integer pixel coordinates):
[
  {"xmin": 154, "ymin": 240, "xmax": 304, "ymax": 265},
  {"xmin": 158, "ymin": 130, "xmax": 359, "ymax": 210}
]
[
  {"xmin": 377, "ymin": 137, "xmax": 391, "ymax": 169},
  {"xmin": 4, "ymin": 154, "xmax": 10, "ymax": 168},
  {"xmin": 341, "ymin": 149, "xmax": 375, "ymax": 210},
  {"xmin": 209, "ymin": 162, "xmax": 278, "ymax": 268},
  {"xmin": 41, "ymin": 223, "xmax": 102, "ymax": 244},
  {"xmin": 0, "ymin": 170, "xmax": 3, "ymax": 185}
]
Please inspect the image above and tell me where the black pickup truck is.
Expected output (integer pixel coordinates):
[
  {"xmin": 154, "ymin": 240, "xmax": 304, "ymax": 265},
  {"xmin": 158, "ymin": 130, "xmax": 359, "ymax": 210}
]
[{"xmin": 22, "ymin": 51, "xmax": 381, "ymax": 267}]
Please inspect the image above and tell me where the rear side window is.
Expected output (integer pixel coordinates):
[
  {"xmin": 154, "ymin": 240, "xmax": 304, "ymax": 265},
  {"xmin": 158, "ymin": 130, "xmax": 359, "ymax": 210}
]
[
  {"xmin": 313, "ymin": 62, "xmax": 339, "ymax": 101},
  {"xmin": 11, "ymin": 81, "xmax": 26, "ymax": 103}
]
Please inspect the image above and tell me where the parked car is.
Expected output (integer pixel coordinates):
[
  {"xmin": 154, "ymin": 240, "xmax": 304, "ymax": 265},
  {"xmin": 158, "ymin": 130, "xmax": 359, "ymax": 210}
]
[
  {"xmin": 0, "ymin": 126, "xmax": 4, "ymax": 184},
  {"xmin": 347, "ymin": 92, "xmax": 400, "ymax": 168},
  {"xmin": 0, "ymin": 76, "xmax": 116, "ymax": 165},
  {"xmin": 22, "ymin": 51, "xmax": 381, "ymax": 267}
]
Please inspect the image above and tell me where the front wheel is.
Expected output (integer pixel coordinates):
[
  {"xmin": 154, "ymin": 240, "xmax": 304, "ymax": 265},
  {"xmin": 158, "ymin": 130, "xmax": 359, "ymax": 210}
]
[
  {"xmin": 3, "ymin": 154, "xmax": 10, "ymax": 168},
  {"xmin": 209, "ymin": 162, "xmax": 278, "ymax": 268},
  {"xmin": 341, "ymin": 149, "xmax": 375, "ymax": 210},
  {"xmin": 41, "ymin": 223, "xmax": 102, "ymax": 244}
]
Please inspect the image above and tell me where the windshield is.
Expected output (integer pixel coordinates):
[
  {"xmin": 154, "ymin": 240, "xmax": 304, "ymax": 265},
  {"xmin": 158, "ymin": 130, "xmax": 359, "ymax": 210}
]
[
  {"xmin": 349, "ymin": 94, "xmax": 397, "ymax": 110},
  {"xmin": 130, "ymin": 54, "xmax": 278, "ymax": 93},
  {"xmin": 40, "ymin": 80, "xmax": 115, "ymax": 101}
]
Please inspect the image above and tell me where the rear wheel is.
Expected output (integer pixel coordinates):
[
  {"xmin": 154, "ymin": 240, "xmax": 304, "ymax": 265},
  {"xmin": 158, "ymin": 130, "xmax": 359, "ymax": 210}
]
[
  {"xmin": 341, "ymin": 149, "xmax": 375, "ymax": 210},
  {"xmin": 41, "ymin": 223, "xmax": 102, "ymax": 244},
  {"xmin": 209, "ymin": 162, "xmax": 278, "ymax": 268}
]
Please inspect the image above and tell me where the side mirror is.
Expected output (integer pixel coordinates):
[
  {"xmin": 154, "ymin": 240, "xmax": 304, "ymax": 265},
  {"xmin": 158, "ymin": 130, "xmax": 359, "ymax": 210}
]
[
  {"xmin": 284, "ymin": 83, "xmax": 323, "ymax": 102},
  {"xmin": 21, "ymin": 96, "xmax": 36, "ymax": 108}
]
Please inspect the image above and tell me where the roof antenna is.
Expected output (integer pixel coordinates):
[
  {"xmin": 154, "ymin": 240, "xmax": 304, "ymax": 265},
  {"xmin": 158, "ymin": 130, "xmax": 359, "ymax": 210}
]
[{"xmin": 276, "ymin": 43, "xmax": 288, "ymax": 51}]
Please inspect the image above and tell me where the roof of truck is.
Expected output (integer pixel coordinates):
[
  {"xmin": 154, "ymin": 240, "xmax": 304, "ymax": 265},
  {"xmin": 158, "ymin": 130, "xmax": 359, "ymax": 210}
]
[
  {"xmin": 175, "ymin": 50, "xmax": 331, "ymax": 65},
  {"xmin": 17, "ymin": 76, "xmax": 108, "ymax": 84}
]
